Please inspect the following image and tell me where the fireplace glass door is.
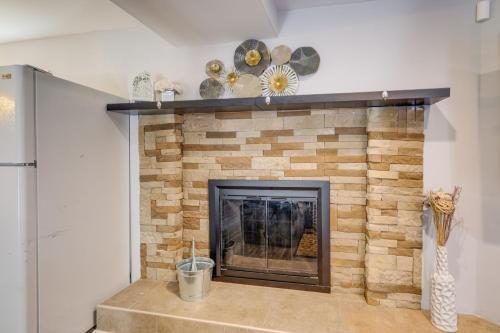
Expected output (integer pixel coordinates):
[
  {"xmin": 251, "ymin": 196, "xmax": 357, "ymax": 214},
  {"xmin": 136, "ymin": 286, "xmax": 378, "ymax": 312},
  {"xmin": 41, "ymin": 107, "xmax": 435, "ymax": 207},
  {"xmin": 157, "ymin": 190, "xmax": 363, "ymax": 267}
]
[{"xmin": 220, "ymin": 192, "xmax": 318, "ymax": 276}]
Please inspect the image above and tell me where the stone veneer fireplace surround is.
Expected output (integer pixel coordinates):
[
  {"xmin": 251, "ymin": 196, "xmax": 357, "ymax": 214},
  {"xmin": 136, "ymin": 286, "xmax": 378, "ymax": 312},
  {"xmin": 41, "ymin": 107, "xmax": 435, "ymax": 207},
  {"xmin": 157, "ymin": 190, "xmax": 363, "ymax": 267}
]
[
  {"xmin": 208, "ymin": 179, "xmax": 331, "ymax": 292},
  {"xmin": 138, "ymin": 105, "xmax": 425, "ymax": 309}
]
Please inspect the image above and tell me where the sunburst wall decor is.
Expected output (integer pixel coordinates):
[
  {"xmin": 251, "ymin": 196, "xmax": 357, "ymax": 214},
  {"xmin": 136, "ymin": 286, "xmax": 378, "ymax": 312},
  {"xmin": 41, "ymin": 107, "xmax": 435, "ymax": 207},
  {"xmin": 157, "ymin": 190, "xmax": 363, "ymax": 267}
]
[{"xmin": 260, "ymin": 65, "xmax": 299, "ymax": 97}]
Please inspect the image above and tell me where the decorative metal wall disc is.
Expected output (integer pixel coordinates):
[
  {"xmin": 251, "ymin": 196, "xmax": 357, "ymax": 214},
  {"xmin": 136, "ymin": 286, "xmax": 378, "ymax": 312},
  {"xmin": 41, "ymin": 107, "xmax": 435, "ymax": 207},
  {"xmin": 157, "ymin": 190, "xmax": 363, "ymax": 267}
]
[
  {"xmin": 234, "ymin": 39, "xmax": 270, "ymax": 76},
  {"xmin": 232, "ymin": 74, "xmax": 262, "ymax": 98},
  {"xmin": 205, "ymin": 59, "xmax": 225, "ymax": 78},
  {"xmin": 289, "ymin": 47, "xmax": 320, "ymax": 76},
  {"xmin": 199, "ymin": 78, "xmax": 225, "ymax": 99},
  {"xmin": 224, "ymin": 67, "xmax": 240, "ymax": 93},
  {"xmin": 271, "ymin": 45, "xmax": 292, "ymax": 65},
  {"xmin": 260, "ymin": 65, "xmax": 298, "ymax": 97}
]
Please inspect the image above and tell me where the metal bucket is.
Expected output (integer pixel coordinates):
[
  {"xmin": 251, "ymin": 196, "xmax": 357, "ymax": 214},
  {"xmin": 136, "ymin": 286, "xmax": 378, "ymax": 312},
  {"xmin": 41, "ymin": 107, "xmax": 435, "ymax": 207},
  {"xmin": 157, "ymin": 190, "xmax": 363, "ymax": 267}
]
[{"xmin": 176, "ymin": 257, "xmax": 215, "ymax": 302}]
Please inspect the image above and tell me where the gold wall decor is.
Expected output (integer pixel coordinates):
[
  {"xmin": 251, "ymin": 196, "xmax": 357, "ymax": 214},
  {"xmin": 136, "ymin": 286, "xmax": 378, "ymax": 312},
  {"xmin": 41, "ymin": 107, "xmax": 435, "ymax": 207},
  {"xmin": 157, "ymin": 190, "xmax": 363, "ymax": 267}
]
[
  {"xmin": 244, "ymin": 49, "xmax": 262, "ymax": 66},
  {"xmin": 205, "ymin": 59, "xmax": 225, "ymax": 79},
  {"xmin": 260, "ymin": 65, "xmax": 299, "ymax": 96},
  {"xmin": 198, "ymin": 39, "xmax": 320, "ymax": 99},
  {"xmin": 224, "ymin": 67, "xmax": 241, "ymax": 93},
  {"xmin": 234, "ymin": 39, "xmax": 270, "ymax": 76}
]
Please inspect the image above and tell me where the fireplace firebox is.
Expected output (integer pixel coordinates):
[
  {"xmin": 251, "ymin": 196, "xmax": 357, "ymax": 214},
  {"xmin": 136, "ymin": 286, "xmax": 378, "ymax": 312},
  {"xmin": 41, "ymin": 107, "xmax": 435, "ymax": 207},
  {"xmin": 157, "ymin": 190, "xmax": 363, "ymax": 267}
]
[{"xmin": 208, "ymin": 180, "xmax": 330, "ymax": 292}]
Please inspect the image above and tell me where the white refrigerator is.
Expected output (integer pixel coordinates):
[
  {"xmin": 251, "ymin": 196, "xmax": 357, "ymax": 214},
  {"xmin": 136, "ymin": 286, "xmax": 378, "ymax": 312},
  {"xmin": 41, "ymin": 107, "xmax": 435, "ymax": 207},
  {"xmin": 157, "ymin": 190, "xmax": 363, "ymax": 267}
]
[{"xmin": 0, "ymin": 65, "xmax": 131, "ymax": 333}]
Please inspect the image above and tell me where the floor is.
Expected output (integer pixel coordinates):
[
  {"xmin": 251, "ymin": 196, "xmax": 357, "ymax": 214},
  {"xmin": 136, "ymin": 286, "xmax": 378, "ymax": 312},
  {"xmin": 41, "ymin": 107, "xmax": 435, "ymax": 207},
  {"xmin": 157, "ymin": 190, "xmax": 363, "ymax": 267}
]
[{"xmin": 97, "ymin": 280, "xmax": 500, "ymax": 333}]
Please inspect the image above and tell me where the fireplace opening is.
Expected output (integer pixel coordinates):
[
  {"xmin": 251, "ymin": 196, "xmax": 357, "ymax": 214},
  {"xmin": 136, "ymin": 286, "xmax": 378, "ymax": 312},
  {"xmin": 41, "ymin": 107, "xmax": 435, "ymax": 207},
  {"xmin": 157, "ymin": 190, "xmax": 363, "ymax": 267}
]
[{"xmin": 209, "ymin": 180, "xmax": 330, "ymax": 292}]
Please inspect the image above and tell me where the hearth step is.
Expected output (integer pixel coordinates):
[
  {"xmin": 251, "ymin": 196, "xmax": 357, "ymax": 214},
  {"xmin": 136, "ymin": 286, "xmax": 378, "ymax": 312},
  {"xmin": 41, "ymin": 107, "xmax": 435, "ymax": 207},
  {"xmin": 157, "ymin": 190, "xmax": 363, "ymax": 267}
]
[{"xmin": 95, "ymin": 279, "xmax": 347, "ymax": 333}]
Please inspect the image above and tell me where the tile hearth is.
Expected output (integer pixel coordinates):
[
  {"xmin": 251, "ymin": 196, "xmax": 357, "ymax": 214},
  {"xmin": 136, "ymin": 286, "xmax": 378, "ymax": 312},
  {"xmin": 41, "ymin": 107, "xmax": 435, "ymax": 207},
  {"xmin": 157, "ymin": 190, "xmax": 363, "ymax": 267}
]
[{"xmin": 96, "ymin": 280, "xmax": 500, "ymax": 333}]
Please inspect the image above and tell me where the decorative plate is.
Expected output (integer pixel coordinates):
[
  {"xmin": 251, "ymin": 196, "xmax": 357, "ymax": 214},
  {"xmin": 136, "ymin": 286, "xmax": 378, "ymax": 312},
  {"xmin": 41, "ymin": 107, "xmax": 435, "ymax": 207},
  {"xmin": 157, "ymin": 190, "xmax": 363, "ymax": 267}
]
[
  {"xmin": 232, "ymin": 74, "xmax": 262, "ymax": 98},
  {"xmin": 205, "ymin": 59, "xmax": 225, "ymax": 79},
  {"xmin": 199, "ymin": 78, "xmax": 225, "ymax": 99},
  {"xmin": 234, "ymin": 39, "xmax": 270, "ymax": 76},
  {"xmin": 260, "ymin": 65, "xmax": 299, "ymax": 97},
  {"xmin": 289, "ymin": 47, "xmax": 320, "ymax": 76},
  {"xmin": 271, "ymin": 45, "xmax": 292, "ymax": 65}
]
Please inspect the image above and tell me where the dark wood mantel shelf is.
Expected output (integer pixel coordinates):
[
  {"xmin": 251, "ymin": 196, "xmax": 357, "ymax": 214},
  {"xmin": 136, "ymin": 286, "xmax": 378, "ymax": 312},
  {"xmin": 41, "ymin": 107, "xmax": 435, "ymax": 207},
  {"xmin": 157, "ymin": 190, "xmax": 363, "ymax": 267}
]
[{"xmin": 107, "ymin": 88, "xmax": 450, "ymax": 115}]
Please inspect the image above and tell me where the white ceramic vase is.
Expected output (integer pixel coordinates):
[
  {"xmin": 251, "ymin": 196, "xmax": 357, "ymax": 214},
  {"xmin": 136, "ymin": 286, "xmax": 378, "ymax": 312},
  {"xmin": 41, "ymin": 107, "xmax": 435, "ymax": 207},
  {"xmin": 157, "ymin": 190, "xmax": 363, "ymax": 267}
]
[{"xmin": 431, "ymin": 246, "xmax": 458, "ymax": 332}]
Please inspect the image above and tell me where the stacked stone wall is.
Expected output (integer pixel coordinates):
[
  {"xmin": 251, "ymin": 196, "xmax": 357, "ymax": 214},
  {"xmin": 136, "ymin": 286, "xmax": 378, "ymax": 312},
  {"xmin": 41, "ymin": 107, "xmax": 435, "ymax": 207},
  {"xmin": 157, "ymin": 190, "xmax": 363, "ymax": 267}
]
[{"xmin": 138, "ymin": 107, "xmax": 424, "ymax": 308}]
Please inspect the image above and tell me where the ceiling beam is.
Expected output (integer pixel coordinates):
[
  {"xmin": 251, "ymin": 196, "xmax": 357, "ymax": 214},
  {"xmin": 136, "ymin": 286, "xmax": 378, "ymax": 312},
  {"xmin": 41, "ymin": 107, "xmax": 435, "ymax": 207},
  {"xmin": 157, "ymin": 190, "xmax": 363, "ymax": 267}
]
[{"xmin": 110, "ymin": 0, "xmax": 281, "ymax": 47}]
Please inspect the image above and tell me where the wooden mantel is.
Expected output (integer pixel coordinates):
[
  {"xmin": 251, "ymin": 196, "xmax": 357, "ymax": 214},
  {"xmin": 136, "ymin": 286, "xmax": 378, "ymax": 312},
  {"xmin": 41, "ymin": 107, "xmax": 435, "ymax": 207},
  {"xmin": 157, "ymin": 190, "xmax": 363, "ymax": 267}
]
[{"xmin": 107, "ymin": 88, "xmax": 450, "ymax": 115}]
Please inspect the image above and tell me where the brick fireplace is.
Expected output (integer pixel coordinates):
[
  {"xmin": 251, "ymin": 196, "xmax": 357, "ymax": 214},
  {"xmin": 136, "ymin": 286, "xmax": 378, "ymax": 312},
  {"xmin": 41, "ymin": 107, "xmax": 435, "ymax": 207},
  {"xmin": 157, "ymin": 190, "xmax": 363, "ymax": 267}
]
[{"xmin": 139, "ymin": 106, "xmax": 424, "ymax": 309}]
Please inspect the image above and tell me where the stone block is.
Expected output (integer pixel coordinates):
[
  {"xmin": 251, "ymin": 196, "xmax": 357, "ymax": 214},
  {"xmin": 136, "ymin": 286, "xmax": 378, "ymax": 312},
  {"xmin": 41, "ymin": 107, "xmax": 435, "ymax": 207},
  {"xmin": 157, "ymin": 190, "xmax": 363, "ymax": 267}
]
[
  {"xmin": 295, "ymin": 128, "xmax": 336, "ymax": 135},
  {"xmin": 246, "ymin": 137, "xmax": 277, "ymax": 144},
  {"xmin": 216, "ymin": 156, "xmax": 252, "ymax": 169},
  {"xmin": 396, "ymin": 256, "xmax": 414, "ymax": 271},
  {"xmin": 326, "ymin": 109, "xmax": 367, "ymax": 127},
  {"xmin": 366, "ymin": 245, "xmax": 389, "ymax": 255},
  {"xmin": 260, "ymin": 129, "xmax": 294, "ymax": 137},
  {"xmin": 333, "ymin": 127, "xmax": 365, "ymax": 135},
  {"xmin": 278, "ymin": 135, "xmax": 317, "ymax": 143},
  {"xmin": 206, "ymin": 131, "xmax": 237, "ymax": 138},
  {"xmin": 368, "ymin": 239, "xmax": 397, "ymax": 248},
  {"xmin": 215, "ymin": 111, "xmax": 252, "ymax": 119},
  {"xmin": 325, "ymin": 141, "xmax": 367, "ymax": 149},
  {"xmin": 367, "ymin": 170, "xmax": 399, "ymax": 179},
  {"xmin": 252, "ymin": 157, "xmax": 290, "ymax": 170},
  {"xmin": 284, "ymin": 115, "xmax": 324, "ymax": 129},
  {"xmin": 252, "ymin": 118, "xmax": 284, "ymax": 130},
  {"xmin": 277, "ymin": 110, "xmax": 310, "ymax": 117},
  {"xmin": 290, "ymin": 163, "xmax": 318, "ymax": 170},
  {"xmin": 413, "ymin": 249, "xmax": 422, "ymax": 288},
  {"xmin": 368, "ymin": 215, "xmax": 398, "ymax": 225}
]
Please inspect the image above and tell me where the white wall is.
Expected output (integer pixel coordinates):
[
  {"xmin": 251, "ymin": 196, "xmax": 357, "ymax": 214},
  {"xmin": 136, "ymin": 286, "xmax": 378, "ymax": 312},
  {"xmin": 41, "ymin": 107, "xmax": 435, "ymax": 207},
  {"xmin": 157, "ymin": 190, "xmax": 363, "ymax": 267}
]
[
  {"xmin": 477, "ymin": 0, "xmax": 500, "ymax": 325},
  {"xmin": 1, "ymin": 0, "xmax": 497, "ymax": 323}
]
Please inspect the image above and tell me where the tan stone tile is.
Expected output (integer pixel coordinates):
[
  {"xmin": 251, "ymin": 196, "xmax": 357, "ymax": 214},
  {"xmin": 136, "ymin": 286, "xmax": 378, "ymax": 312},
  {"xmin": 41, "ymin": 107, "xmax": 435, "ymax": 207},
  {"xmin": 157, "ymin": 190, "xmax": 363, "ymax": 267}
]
[
  {"xmin": 158, "ymin": 317, "xmax": 223, "ymax": 333},
  {"xmin": 245, "ymin": 137, "xmax": 277, "ymax": 144},
  {"xmin": 241, "ymin": 144, "xmax": 271, "ymax": 151},
  {"xmin": 318, "ymin": 134, "xmax": 339, "ymax": 142},
  {"xmin": 277, "ymin": 110, "xmax": 311, "ymax": 117},
  {"xmin": 284, "ymin": 114, "xmax": 324, "ymax": 129},
  {"xmin": 97, "ymin": 307, "xmax": 157, "ymax": 333},
  {"xmin": 183, "ymin": 144, "xmax": 241, "ymax": 151},
  {"xmin": 325, "ymin": 141, "xmax": 367, "ymax": 149},
  {"xmin": 284, "ymin": 169, "xmax": 325, "ymax": 177},
  {"xmin": 215, "ymin": 111, "xmax": 252, "ymax": 119},
  {"xmin": 206, "ymin": 131, "xmax": 237, "ymax": 138},
  {"xmin": 278, "ymin": 135, "xmax": 317, "ymax": 143},
  {"xmin": 252, "ymin": 118, "xmax": 284, "ymax": 130},
  {"xmin": 283, "ymin": 149, "xmax": 317, "ymax": 156},
  {"xmin": 270, "ymin": 142, "xmax": 304, "ymax": 150},
  {"xmin": 336, "ymin": 127, "xmax": 367, "ymax": 135},
  {"xmin": 251, "ymin": 157, "xmax": 290, "ymax": 170},
  {"xmin": 262, "ymin": 150, "xmax": 283, "ymax": 157},
  {"xmin": 290, "ymin": 155, "xmax": 324, "ymax": 163},
  {"xmin": 325, "ymin": 169, "xmax": 367, "ymax": 177},
  {"xmin": 260, "ymin": 129, "xmax": 294, "ymax": 137},
  {"xmin": 295, "ymin": 128, "xmax": 336, "ymax": 135},
  {"xmin": 216, "ymin": 156, "xmax": 252, "ymax": 169}
]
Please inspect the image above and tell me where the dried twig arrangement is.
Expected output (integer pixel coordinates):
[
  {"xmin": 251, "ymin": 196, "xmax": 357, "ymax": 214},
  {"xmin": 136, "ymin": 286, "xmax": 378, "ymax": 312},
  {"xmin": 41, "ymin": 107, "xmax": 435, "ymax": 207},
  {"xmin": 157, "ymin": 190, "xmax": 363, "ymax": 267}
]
[{"xmin": 428, "ymin": 186, "xmax": 462, "ymax": 246}]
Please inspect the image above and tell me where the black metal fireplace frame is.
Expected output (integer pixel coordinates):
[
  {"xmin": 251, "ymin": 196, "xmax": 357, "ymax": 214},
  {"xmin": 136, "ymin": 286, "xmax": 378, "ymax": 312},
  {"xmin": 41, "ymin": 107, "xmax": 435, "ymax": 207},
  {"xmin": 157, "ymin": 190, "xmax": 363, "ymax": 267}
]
[{"xmin": 208, "ymin": 179, "xmax": 330, "ymax": 293}]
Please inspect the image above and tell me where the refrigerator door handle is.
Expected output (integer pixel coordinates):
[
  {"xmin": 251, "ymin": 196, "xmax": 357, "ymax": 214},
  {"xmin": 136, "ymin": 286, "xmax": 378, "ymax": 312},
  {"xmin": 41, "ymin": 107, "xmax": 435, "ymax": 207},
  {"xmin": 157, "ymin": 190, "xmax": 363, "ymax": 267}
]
[{"xmin": 0, "ymin": 161, "xmax": 37, "ymax": 167}]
